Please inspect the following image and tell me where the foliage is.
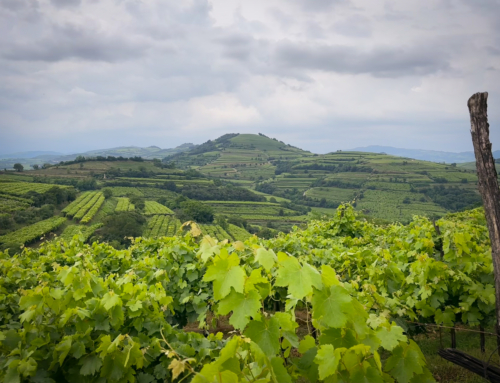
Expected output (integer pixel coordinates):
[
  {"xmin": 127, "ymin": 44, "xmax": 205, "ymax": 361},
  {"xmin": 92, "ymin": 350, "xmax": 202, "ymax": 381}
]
[
  {"xmin": 98, "ymin": 212, "xmax": 146, "ymax": 247},
  {"xmin": 176, "ymin": 201, "xmax": 214, "ymax": 224},
  {"xmin": 0, "ymin": 217, "xmax": 438, "ymax": 382},
  {"xmin": 181, "ymin": 185, "xmax": 266, "ymax": 202},
  {"xmin": 144, "ymin": 201, "xmax": 174, "ymax": 215},
  {"xmin": 80, "ymin": 195, "xmax": 105, "ymax": 223},
  {"xmin": 0, "ymin": 216, "xmax": 66, "ymax": 250}
]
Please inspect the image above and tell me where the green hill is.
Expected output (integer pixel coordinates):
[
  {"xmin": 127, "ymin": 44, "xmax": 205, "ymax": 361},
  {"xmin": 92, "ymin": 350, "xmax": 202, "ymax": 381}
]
[
  {"xmin": 0, "ymin": 133, "xmax": 484, "ymax": 247},
  {"xmin": 166, "ymin": 134, "xmax": 481, "ymax": 223}
]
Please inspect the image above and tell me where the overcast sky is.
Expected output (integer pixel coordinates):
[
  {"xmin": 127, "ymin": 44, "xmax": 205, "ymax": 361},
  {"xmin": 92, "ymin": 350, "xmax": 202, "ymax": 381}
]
[{"xmin": 1, "ymin": 0, "xmax": 499, "ymax": 155}]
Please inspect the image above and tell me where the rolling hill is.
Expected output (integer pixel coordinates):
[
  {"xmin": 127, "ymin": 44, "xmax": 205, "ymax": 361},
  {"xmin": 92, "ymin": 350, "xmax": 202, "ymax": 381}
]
[
  {"xmin": 350, "ymin": 145, "xmax": 500, "ymax": 163},
  {"xmin": 0, "ymin": 133, "xmax": 484, "ymax": 235},
  {"xmin": 0, "ymin": 143, "xmax": 196, "ymax": 170},
  {"xmin": 163, "ymin": 133, "xmax": 481, "ymax": 222}
]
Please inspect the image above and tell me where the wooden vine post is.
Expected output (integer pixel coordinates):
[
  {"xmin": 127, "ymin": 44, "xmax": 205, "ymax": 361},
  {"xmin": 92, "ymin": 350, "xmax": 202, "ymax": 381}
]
[{"xmin": 468, "ymin": 92, "xmax": 500, "ymax": 353}]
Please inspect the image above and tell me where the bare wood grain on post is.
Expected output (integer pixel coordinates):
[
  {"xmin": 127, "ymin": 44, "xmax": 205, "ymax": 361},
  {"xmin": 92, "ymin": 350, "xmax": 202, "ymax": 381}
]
[{"xmin": 468, "ymin": 92, "xmax": 500, "ymax": 354}]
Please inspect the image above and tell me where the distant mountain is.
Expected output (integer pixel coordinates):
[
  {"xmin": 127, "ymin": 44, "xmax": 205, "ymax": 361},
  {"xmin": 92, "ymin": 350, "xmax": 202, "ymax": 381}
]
[
  {"xmin": 67, "ymin": 144, "xmax": 196, "ymax": 160},
  {"xmin": 0, "ymin": 151, "xmax": 63, "ymax": 159},
  {"xmin": 349, "ymin": 145, "xmax": 500, "ymax": 163},
  {"xmin": 0, "ymin": 143, "xmax": 196, "ymax": 170}
]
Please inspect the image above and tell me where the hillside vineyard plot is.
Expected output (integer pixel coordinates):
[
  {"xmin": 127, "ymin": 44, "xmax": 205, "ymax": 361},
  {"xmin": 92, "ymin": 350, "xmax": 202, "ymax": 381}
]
[
  {"xmin": 0, "ymin": 216, "xmax": 66, "ymax": 247},
  {"xmin": 62, "ymin": 191, "xmax": 97, "ymax": 217},
  {"xmin": 0, "ymin": 181, "xmax": 69, "ymax": 196},
  {"xmin": 144, "ymin": 201, "xmax": 174, "ymax": 215},
  {"xmin": 60, "ymin": 223, "xmax": 103, "ymax": 242},
  {"xmin": 0, "ymin": 195, "xmax": 30, "ymax": 213},
  {"xmin": 80, "ymin": 194, "xmax": 105, "ymax": 223},
  {"xmin": 73, "ymin": 192, "xmax": 104, "ymax": 221},
  {"xmin": 144, "ymin": 215, "xmax": 181, "ymax": 237},
  {"xmin": 115, "ymin": 197, "xmax": 134, "ymax": 212}
]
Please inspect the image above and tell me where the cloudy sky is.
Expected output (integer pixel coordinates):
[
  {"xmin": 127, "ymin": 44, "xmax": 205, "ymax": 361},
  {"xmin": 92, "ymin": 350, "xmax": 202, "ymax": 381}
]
[{"xmin": 1, "ymin": 0, "xmax": 499, "ymax": 155}]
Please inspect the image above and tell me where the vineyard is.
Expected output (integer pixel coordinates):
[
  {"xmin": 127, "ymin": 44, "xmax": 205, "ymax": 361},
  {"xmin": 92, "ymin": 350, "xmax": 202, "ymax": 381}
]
[
  {"xmin": 0, "ymin": 133, "xmax": 496, "ymax": 382},
  {"xmin": 0, "ymin": 216, "xmax": 66, "ymax": 247},
  {"xmin": 0, "ymin": 195, "xmax": 30, "ymax": 213},
  {"xmin": 116, "ymin": 197, "xmax": 135, "ymax": 212},
  {"xmin": 60, "ymin": 223, "xmax": 103, "ymax": 242},
  {"xmin": 144, "ymin": 215, "xmax": 181, "ymax": 237},
  {"xmin": 144, "ymin": 201, "xmax": 174, "ymax": 215},
  {"xmin": 73, "ymin": 192, "xmax": 104, "ymax": 221},
  {"xmin": 5, "ymin": 204, "xmax": 488, "ymax": 382},
  {"xmin": 0, "ymin": 181, "xmax": 69, "ymax": 196},
  {"xmin": 80, "ymin": 194, "xmax": 105, "ymax": 223},
  {"xmin": 62, "ymin": 191, "xmax": 97, "ymax": 217}
]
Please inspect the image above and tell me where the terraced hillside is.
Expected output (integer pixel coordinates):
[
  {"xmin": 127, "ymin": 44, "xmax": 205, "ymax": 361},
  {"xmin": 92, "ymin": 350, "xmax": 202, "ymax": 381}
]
[
  {"xmin": 166, "ymin": 135, "xmax": 481, "ymax": 222},
  {"xmin": 0, "ymin": 133, "xmax": 485, "ymax": 251}
]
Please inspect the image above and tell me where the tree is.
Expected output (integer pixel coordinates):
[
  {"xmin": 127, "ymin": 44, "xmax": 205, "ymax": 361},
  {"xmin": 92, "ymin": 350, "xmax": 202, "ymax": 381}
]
[
  {"xmin": 32, "ymin": 164, "xmax": 39, "ymax": 170},
  {"xmin": 98, "ymin": 212, "xmax": 146, "ymax": 248},
  {"xmin": 176, "ymin": 200, "xmax": 214, "ymax": 223},
  {"xmin": 13, "ymin": 163, "xmax": 23, "ymax": 172},
  {"xmin": 129, "ymin": 195, "xmax": 145, "ymax": 211},
  {"xmin": 102, "ymin": 188, "xmax": 113, "ymax": 199}
]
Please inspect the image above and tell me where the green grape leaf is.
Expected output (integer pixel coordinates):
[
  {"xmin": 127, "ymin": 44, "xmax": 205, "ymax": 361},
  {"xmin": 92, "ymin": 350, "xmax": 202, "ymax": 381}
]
[
  {"xmin": 55, "ymin": 337, "xmax": 72, "ymax": 366},
  {"xmin": 101, "ymin": 292, "xmax": 122, "ymax": 311},
  {"xmin": 409, "ymin": 367, "xmax": 436, "ymax": 383},
  {"xmin": 274, "ymin": 312, "xmax": 298, "ymax": 332},
  {"xmin": 435, "ymin": 308, "xmax": 455, "ymax": 326},
  {"xmin": 275, "ymin": 254, "xmax": 322, "ymax": 299},
  {"xmin": 319, "ymin": 328, "xmax": 357, "ymax": 349},
  {"xmin": 321, "ymin": 265, "xmax": 340, "ymax": 287},
  {"xmin": 314, "ymin": 344, "xmax": 342, "ymax": 380},
  {"xmin": 312, "ymin": 285, "xmax": 352, "ymax": 328},
  {"xmin": 203, "ymin": 253, "xmax": 245, "ymax": 300},
  {"xmin": 127, "ymin": 300, "xmax": 142, "ymax": 312},
  {"xmin": 71, "ymin": 341, "xmax": 86, "ymax": 359},
  {"xmin": 271, "ymin": 357, "xmax": 292, "ymax": 383},
  {"xmin": 255, "ymin": 248, "xmax": 277, "ymax": 272},
  {"xmin": 137, "ymin": 372, "xmax": 156, "ymax": 383},
  {"xmin": 17, "ymin": 358, "xmax": 37, "ymax": 377},
  {"xmin": 245, "ymin": 268, "xmax": 268, "ymax": 293},
  {"xmin": 244, "ymin": 317, "xmax": 280, "ymax": 357},
  {"xmin": 80, "ymin": 354, "xmax": 103, "ymax": 376},
  {"xmin": 350, "ymin": 364, "xmax": 384, "ymax": 383},
  {"xmin": 367, "ymin": 314, "xmax": 387, "ymax": 330},
  {"xmin": 217, "ymin": 290, "xmax": 262, "ymax": 330},
  {"xmin": 298, "ymin": 335, "xmax": 316, "ymax": 354},
  {"xmin": 376, "ymin": 324, "xmax": 407, "ymax": 351},
  {"xmin": 4, "ymin": 366, "xmax": 20, "ymax": 383},
  {"xmin": 384, "ymin": 340, "xmax": 424, "ymax": 383}
]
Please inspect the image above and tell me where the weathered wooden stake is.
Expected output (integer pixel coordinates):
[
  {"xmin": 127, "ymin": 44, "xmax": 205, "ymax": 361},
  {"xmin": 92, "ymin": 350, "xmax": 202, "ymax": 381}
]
[
  {"xmin": 480, "ymin": 325, "xmax": 486, "ymax": 353},
  {"xmin": 451, "ymin": 326, "xmax": 457, "ymax": 349},
  {"xmin": 468, "ymin": 92, "xmax": 500, "ymax": 356}
]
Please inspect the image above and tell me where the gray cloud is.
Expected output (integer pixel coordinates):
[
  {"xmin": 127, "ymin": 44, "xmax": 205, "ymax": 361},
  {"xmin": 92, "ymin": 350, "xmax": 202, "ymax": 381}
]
[
  {"xmin": 0, "ymin": 0, "xmax": 499, "ymax": 155},
  {"xmin": 50, "ymin": 0, "xmax": 81, "ymax": 7},
  {"xmin": 294, "ymin": 0, "xmax": 350, "ymax": 12},
  {"xmin": 2, "ymin": 23, "xmax": 149, "ymax": 62},
  {"xmin": 274, "ymin": 41, "xmax": 450, "ymax": 77},
  {"xmin": 332, "ymin": 15, "xmax": 372, "ymax": 37}
]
